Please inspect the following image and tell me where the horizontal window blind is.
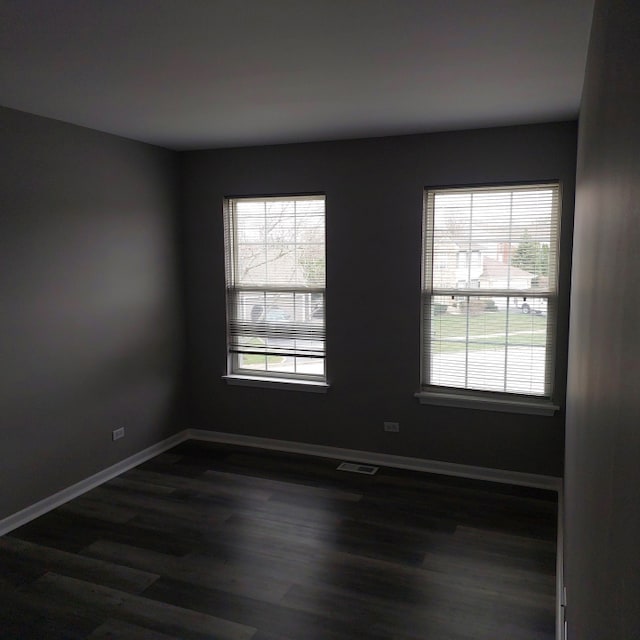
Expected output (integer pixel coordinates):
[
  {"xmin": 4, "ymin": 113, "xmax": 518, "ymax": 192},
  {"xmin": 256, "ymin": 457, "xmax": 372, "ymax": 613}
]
[
  {"xmin": 422, "ymin": 184, "xmax": 560, "ymax": 397},
  {"xmin": 225, "ymin": 195, "xmax": 326, "ymax": 380}
]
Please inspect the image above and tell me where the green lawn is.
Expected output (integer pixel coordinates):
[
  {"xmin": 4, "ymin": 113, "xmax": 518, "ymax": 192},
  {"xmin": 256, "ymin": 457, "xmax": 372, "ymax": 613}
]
[
  {"xmin": 240, "ymin": 337, "xmax": 285, "ymax": 366},
  {"xmin": 430, "ymin": 309, "xmax": 548, "ymax": 352},
  {"xmin": 241, "ymin": 353, "xmax": 285, "ymax": 366}
]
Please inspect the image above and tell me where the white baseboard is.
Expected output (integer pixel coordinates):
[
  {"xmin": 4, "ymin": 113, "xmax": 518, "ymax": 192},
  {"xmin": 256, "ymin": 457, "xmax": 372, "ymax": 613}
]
[
  {"xmin": 0, "ymin": 431, "xmax": 190, "ymax": 536},
  {"xmin": 187, "ymin": 428, "xmax": 562, "ymax": 491},
  {"xmin": 1, "ymin": 426, "xmax": 562, "ymax": 545}
]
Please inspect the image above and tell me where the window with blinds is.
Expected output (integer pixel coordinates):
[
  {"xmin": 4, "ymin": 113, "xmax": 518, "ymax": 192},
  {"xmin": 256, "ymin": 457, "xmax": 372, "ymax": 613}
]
[
  {"xmin": 421, "ymin": 183, "xmax": 560, "ymax": 398},
  {"xmin": 224, "ymin": 195, "xmax": 326, "ymax": 381}
]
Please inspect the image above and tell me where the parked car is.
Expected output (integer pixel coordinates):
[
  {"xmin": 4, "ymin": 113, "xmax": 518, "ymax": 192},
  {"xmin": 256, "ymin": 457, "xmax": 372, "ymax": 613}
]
[
  {"xmin": 265, "ymin": 308, "xmax": 291, "ymax": 323},
  {"xmin": 249, "ymin": 305, "xmax": 291, "ymax": 323},
  {"xmin": 513, "ymin": 297, "xmax": 547, "ymax": 315}
]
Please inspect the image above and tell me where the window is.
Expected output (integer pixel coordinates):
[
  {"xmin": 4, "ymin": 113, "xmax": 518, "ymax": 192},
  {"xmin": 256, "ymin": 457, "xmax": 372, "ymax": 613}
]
[
  {"xmin": 419, "ymin": 184, "xmax": 560, "ymax": 411},
  {"xmin": 224, "ymin": 195, "xmax": 326, "ymax": 383}
]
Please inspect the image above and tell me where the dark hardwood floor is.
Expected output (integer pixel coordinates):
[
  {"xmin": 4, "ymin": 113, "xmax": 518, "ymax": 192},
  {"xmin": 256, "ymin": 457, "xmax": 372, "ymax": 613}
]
[{"xmin": 0, "ymin": 441, "xmax": 558, "ymax": 639}]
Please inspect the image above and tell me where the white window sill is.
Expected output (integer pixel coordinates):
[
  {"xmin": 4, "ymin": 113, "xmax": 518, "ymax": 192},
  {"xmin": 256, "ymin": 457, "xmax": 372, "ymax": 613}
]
[
  {"xmin": 223, "ymin": 375, "xmax": 329, "ymax": 393},
  {"xmin": 415, "ymin": 391, "xmax": 559, "ymax": 415}
]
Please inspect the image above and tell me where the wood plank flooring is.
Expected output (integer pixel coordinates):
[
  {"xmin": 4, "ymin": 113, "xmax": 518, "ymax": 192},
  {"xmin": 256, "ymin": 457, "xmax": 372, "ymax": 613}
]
[{"xmin": 0, "ymin": 441, "xmax": 558, "ymax": 639}]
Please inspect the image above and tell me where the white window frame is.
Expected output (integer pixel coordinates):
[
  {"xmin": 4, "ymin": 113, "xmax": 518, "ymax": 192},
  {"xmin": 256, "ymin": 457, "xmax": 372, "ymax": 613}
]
[
  {"xmin": 223, "ymin": 194, "xmax": 328, "ymax": 389},
  {"xmin": 416, "ymin": 183, "xmax": 561, "ymax": 415}
]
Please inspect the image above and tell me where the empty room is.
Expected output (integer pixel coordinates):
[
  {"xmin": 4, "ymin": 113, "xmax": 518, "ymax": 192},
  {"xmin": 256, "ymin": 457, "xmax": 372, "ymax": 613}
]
[{"xmin": 1, "ymin": 1, "xmax": 638, "ymax": 639}]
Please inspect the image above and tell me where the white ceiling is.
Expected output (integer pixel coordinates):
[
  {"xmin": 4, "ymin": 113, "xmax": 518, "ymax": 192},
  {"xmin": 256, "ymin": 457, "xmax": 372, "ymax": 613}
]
[{"xmin": 0, "ymin": 0, "xmax": 594, "ymax": 150}]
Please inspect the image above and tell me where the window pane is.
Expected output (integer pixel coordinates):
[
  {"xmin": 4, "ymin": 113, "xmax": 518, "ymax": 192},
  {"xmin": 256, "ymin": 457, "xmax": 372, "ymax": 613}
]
[
  {"xmin": 237, "ymin": 338, "xmax": 267, "ymax": 371},
  {"xmin": 236, "ymin": 244, "xmax": 267, "ymax": 285},
  {"xmin": 427, "ymin": 296, "xmax": 552, "ymax": 396},
  {"xmin": 432, "ymin": 187, "xmax": 557, "ymax": 292},
  {"xmin": 294, "ymin": 357, "xmax": 325, "ymax": 377},
  {"xmin": 265, "ymin": 352, "xmax": 292, "ymax": 373},
  {"xmin": 430, "ymin": 295, "xmax": 511, "ymax": 391}
]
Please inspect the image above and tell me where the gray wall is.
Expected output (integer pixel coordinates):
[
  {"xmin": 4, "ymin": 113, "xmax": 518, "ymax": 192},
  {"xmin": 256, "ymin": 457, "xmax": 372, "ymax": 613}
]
[
  {"xmin": 565, "ymin": 0, "xmax": 640, "ymax": 637},
  {"xmin": 0, "ymin": 107, "xmax": 184, "ymax": 519},
  {"xmin": 181, "ymin": 121, "xmax": 577, "ymax": 477}
]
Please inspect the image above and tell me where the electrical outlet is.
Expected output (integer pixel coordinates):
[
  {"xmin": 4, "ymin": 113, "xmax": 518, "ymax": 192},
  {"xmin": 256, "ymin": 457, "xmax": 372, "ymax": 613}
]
[
  {"xmin": 383, "ymin": 421, "xmax": 400, "ymax": 432},
  {"xmin": 112, "ymin": 427, "xmax": 125, "ymax": 441}
]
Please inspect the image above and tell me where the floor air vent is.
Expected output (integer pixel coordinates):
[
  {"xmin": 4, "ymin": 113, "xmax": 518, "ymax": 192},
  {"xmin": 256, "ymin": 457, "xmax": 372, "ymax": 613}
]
[{"xmin": 337, "ymin": 462, "xmax": 379, "ymax": 475}]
